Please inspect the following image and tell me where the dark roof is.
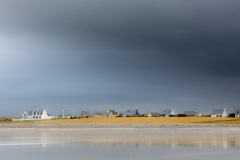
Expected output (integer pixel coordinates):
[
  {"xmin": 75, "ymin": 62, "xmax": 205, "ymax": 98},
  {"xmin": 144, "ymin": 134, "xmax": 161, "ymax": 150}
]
[
  {"xmin": 108, "ymin": 109, "xmax": 118, "ymax": 115},
  {"xmin": 92, "ymin": 111, "xmax": 109, "ymax": 116},
  {"xmin": 123, "ymin": 110, "xmax": 139, "ymax": 116},
  {"xmin": 25, "ymin": 109, "xmax": 44, "ymax": 115},
  {"xmin": 211, "ymin": 109, "xmax": 224, "ymax": 115},
  {"xmin": 161, "ymin": 110, "xmax": 172, "ymax": 115}
]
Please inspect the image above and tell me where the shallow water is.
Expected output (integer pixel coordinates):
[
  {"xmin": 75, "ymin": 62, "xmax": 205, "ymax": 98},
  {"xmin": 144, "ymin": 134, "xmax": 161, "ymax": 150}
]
[{"xmin": 0, "ymin": 128, "xmax": 240, "ymax": 160}]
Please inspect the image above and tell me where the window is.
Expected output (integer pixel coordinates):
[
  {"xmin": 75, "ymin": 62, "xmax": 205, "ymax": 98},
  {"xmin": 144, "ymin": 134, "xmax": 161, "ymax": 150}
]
[{"xmin": 39, "ymin": 116, "xmax": 41, "ymax": 119}]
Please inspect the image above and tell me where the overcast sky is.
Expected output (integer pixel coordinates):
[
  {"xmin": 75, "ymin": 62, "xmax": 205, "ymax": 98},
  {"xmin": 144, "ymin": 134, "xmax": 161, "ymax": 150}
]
[{"xmin": 1, "ymin": 0, "xmax": 240, "ymax": 116}]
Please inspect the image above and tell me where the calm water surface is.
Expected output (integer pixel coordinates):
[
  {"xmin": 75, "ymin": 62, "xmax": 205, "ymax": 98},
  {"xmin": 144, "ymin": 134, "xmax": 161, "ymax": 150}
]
[{"xmin": 0, "ymin": 128, "xmax": 240, "ymax": 160}]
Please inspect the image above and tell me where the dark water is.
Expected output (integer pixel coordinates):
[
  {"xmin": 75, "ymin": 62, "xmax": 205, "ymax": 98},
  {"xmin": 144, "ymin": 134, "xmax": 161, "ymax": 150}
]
[{"xmin": 0, "ymin": 128, "xmax": 240, "ymax": 160}]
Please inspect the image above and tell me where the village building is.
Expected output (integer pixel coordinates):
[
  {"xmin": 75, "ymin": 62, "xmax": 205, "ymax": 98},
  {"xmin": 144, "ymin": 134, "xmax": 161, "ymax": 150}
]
[
  {"xmin": 122, "ymin": 110, "xmax": 140, "ymax": 117},
  {"xmin": 80, "ymin": 111, "xmax": 91, "ymax": 118},
  {"xmin": 183, "ymin": 111, "xmax": 202, "ymax": 116},
  {"xmin": 210, "ymin": 108, "xmax": 227, "ymax": 117},
  {"xmin": 92, "ymin": 111, "xmax": 109, "ymax": 118},
  {"xmin": 58, "ymin": 109, "xmax": 75, "ymax": 118},
  {"xmin": 147, "ymin": 112, "xmax": 161, "ymax": 117},
  {"xmin": 107, "ymin": 109, "xmax": 119, "ymax": 117},
  {"xmin": 21, "ymin": 109, "xmax": 55, "ymax": 120},
  {"xmin": 161, "ymin": 109, "xmax": 176, "ymax": 117},
  {"xmin": 234, "ymin": 108, "xmax": 240, "ymax": 117}
]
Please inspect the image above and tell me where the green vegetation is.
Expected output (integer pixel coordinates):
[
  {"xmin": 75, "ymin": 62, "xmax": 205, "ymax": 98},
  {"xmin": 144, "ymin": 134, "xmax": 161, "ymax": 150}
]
[
  {"xmin": 0, "ymin": 117, "xmax": 12, "ymax": 122},
  {"xmin": 177, "ymin": 114, "xmax": 187, "ymax": 117},
  {"xmin": 228, "ymin": 113, "xmax": 235, "ymax": 117}
]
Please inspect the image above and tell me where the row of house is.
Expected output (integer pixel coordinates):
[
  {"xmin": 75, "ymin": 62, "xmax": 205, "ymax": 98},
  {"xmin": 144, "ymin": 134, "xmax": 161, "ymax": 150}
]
[
  {"xmin": 80, "ymin": 109, "xmax": 139, "ymax": 118},
  {"xmin": 147, "ymin": 109, "xmax": 176, "ymax": 117},
  {"xmin": 148, "ymin": 108, "xmax": 228, "ymax": 117},
  {"xmin": 19, "ymin": 108, "xmax": 240, "ymax": 120},
  {"xmin": 148, "ymin": 108, "xmax": 240, "ymax": 117}
]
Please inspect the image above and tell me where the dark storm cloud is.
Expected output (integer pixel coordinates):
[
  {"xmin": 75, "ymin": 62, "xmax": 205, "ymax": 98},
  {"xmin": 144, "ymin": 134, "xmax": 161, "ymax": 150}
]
[
  {"xmin": 1, "ymin": 0, "xmax": 240, "ymax": 116},
  {"xmin": 2, "ymin": 0, "xmax": 239, "ymax": 76}
]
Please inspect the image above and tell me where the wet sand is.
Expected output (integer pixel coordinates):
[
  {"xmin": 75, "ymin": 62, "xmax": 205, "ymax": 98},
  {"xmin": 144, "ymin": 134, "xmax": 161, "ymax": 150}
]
[
  {"xmin": 1, "ymin": 122, "xmax": 240, "ymax": 129},
  {"xmin": 1, "ymin": 127, "xmax": 240, "ymax": 160}
]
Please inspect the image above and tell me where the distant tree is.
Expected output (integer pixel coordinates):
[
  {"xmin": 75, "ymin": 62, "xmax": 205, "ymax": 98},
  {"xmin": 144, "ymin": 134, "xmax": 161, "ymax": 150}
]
[
  {"xmin": 228, "ymin": 113, "xmax": 235, "ymax": 117},
  {"xmin": 177, "ymin": 114, "xmax": 187, "ymax": 117},
  {"xmin": 202, "ymin": 115, "xmax": 211, "ymax": 117},
  {"xmin": 70, "ymin": 116, "xmax": 77, "ymax": 119}
]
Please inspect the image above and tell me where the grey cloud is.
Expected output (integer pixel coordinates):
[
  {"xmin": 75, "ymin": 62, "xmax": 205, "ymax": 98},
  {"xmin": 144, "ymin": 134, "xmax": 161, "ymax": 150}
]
[{"xmin": 1, "ymin": 0, "xmax": 240, "ymax": 116}]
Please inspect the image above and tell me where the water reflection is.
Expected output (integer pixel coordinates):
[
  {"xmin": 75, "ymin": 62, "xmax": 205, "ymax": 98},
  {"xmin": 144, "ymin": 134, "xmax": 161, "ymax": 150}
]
[
  {"xmin": 1, "ymin": 128, "xmax": 240, "ymax": 160},
  {"xmin": 1, "ymin": 128, "xmax": 240, "ymax": 148}
]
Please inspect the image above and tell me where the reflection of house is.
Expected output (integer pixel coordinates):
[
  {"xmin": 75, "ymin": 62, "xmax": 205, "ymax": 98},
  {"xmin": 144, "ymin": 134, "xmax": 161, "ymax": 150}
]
[
  {"xmin": 211, "ymin": 108, "xmax": 227, "ymax": 117},
  {"xmin": 183, "ymin": 111, "xmax": 202, "ymax": 116},
  {"xmin": 122, "ymin": 110, "xmax": 139, "ymax": 117},
  {"xmin": 161, "ymin": 109, "xmax": 175, "ymax": 117},
  {"xmin": 148, "ymin": 112, "xmax": 160, "ymax": 117},
  {"xmin": 234, "ymin": 108, "xmax": 240, "ymax": 117},
  {"xmin": 21, "ymin": 109, "xmax": 55, "ymax": 120},
  {"xmin": 59, "ymin": 109, "xmax": 75, "ymax": 118},
  {"xmin": 80, "ymin": 111, "xmax": 91, "ymax": 118}
]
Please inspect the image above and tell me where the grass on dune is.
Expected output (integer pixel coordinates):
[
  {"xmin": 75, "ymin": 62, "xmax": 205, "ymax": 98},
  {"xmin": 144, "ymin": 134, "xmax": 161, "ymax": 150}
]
[
  {"xmin": 0, "ymin": 117, "xmax": 12, "ymax": 122},
  {"xmin": 32, "ymin": 117, "xmax": 240, "ymax": 124}
]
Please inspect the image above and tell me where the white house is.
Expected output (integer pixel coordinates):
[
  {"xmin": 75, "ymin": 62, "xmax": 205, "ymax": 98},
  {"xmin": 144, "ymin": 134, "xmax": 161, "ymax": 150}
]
[
  {"xmin": 161, "ymin": 109, "xmax": 176, "ymax": 117},
  {"xmin": 147, "ymin": 112, "xmax": 160, "ymax": 117},
  {"xmin": 108, "ymin": 109, "xmax": 119, "ymax": 117},
  {"xmin": 234, "ymin": 108, "xmax": 240, "ymax": 117},
  {"xmin": 210, "ymin": 108, "xmax": 227, "ymax": 117},
  {"xmin": 21, "ymin": 109, "xmax": 55, "ymax": 120}
]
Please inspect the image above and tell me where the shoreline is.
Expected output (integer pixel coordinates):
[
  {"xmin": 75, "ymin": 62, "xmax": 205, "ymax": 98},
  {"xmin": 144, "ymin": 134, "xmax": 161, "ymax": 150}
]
[{"xmin": 1, "ymin": 122, "xmax": 240, "ymax": 128}]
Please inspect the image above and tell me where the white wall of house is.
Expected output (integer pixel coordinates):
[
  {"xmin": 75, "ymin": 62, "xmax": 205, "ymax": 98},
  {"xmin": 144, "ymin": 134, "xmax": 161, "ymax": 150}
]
[
  {"xmin": 170, "ymin": 109, "xmax": 176, "ymax": 115},
  {"xmin": 211, "ymin": 108, "xmax": 227, "ymax": 117}
]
